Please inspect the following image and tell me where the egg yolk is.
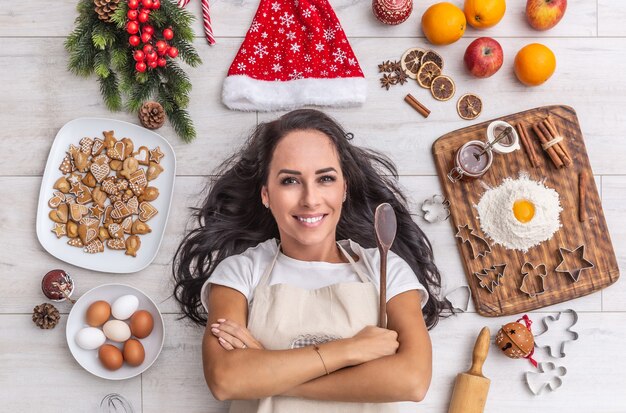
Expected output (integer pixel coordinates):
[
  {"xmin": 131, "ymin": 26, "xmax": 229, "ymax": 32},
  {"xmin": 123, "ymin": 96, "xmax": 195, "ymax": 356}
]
[{"xmin": 513, "ymin": 199, "xmax": 535, "ymax": 223}]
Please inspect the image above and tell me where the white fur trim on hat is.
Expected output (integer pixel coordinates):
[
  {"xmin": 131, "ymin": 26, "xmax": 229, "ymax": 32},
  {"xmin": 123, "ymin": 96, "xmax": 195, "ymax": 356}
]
[{"xmin": 222, "ymin": 75, "xmax": 367, "ymax": 112}]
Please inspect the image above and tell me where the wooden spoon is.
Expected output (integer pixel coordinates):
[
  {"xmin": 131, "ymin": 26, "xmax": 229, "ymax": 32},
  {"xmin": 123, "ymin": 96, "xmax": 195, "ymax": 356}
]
[{"xmin": 374, "ymin": 203, "xmax": 397, "ymax": 328}]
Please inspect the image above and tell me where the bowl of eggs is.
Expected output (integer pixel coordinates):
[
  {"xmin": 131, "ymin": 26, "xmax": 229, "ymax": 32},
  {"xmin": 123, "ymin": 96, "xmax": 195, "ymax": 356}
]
[{"xmin": 66, "ymin": 283, "xmax": 164, "ymax": 380}]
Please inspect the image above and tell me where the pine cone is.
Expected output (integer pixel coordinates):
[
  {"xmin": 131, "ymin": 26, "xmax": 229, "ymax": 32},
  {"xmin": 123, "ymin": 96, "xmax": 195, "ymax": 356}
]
[
  {"xmin": 32, "ymin": 303, "xmax": 61, "ymax": 329},
  {"xmin": 94, "ymin": 0, "xmax": 121, "ymax": 23},
  {"xmin": 139, "ymin": 101, "xmax": 166, "ymax": 129}
]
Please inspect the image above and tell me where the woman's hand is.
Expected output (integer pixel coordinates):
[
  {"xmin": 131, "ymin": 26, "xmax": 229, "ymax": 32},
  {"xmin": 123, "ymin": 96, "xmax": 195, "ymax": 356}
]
[
  {"xmin": 210, "ymin": 319, "xmax": 265, "ymax": 351},
  {"xmin": 348, "ymin": 325, "xmax": 399, "ymax": 365}
]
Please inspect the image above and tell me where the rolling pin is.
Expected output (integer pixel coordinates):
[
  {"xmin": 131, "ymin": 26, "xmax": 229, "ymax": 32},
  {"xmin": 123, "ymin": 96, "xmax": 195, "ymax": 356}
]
[{"xmin": 448, "ymin": 327, "xmax": 491, "ymax": 413}]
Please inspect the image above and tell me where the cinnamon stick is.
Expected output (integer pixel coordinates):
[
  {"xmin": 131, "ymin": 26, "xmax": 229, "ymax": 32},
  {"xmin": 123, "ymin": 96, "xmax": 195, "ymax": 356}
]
[
  {"xmin": 532, "ymin": 123, "xmax": 563, "ymax": 168},
  {"xmin": 404, "ymin": 94, "xmax": 430, "ymax": 118},
  {"xmin": 544, "ymin": 117, "xmax": 573, "ymax": 166},
  {"xmin": 579, "ymin": 171, "xmax": 589, "ymax": 222},
  {"xmin": 516, "ymin": 122, "xmax": 538, "ymax": 168},
  {"xmin": 538, "ymin": 122, "xmax": 571, "ymax": 167}
]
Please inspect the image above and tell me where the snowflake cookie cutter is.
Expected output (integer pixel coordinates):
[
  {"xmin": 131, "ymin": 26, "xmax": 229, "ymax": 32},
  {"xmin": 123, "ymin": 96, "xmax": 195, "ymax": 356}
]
[
  {"xmin": 554, "ymin": 244, "xmax": 595, "ymax": 283},
  {"xmin": 421, "ymin": 194, "xmax": 450, "ymax": 223},
  {"xmin": 444, "ymin": 285, "xmax": 471, "ymax": 312},
  {"xmin": 525, "ymin": 361, "xmax": 567, "ymax": 395},
  {"xmin": 534, "ymin": 309, "xmax": 579, "ymax": 358},
  {"xmin": 474, "ymin": 264, "xmax": 507, "ymax": 293},
  {"xmin": 520, "ymin": 262, "xmax": 548, "ymax": 298},
  {"xmin": 455, "ymin": 224, "xmax": 491, "ymax": 259}
]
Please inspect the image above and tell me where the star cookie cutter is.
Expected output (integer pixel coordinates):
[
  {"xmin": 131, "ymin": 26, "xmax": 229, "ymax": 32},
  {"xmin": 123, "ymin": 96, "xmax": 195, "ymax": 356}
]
[
  {"xmin": 474, "ymin": 264, "xmax": 507, "ymax": 293},
  {"xmin": 421, "ymin": 194, "xmax": 450, "ymax": 223},
  {"xmin": 520, "ymin": 262, "xmax": 548, "ymax": 298},
  {"xmin": 444, "ymin": 285, "xmax": 471, "ymax": 313},
  {"xmin": 555, "ymin": 245, "xmax": 595, "ymax": 283},
  {"xmin": 525, "ymin": 362, "xmax": 567, "ymax": 395},
  {"xmin": 534, "ymin": 309, "xmax": 579, "ymax": 358},
  {"xmin": 455, "ymin": 224, "xmax": 491, "ymax": 259}
]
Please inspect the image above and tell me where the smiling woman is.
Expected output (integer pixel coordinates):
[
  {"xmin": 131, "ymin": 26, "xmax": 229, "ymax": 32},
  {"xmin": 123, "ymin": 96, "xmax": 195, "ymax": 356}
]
[{"xmin": 172, "ymin": 109, "xmax": 451, "ymax": 412}]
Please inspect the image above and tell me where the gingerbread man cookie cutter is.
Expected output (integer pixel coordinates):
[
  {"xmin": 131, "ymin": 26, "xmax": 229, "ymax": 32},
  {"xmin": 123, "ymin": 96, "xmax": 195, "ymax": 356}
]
[
  {"xmin": 525, "ymin": 362, "xmax": 567, "ymax": 395},
  {"xmin": 534, "ymin": 309, "xmax": 579, "ymax": 358}
]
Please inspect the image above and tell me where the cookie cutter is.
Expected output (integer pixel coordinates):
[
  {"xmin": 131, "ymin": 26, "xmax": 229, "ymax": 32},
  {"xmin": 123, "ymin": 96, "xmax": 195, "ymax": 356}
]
[
  {"xmin": 421, "ymin": 194, "xmax": 450, "ymax": 223},
  {"xmin": 534, "ymin": 309, "xmax": 579, "ymax": 358},
  {"xmin": 444, "ymin": 285, "xmax": 471, "ymax": 313},
  {"xmin": 525, "ymin": 362, "xmax": 567, "ymax": 395},
  {"xmin": 455, "ymin": 224, "xmax": 492, "ymax": 259},
  {"xmin": 520, "ymin": 262, "xmax": 547, "ymax": 298},
  {"xmin": 474, "ymin": 264, "xmax": 507, "ymax": 293},
  {"xmin": 554, "ymin": 244, "xmax": 595, "ymax": 283}
]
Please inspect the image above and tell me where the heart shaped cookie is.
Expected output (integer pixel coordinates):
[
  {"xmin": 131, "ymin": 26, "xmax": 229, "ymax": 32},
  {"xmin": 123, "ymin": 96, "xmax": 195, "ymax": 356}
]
[
  {"xmin": 90, "ymin": 162, "xmax": 111, "ymax": 183},
  {"xmin": 138, "ymin": 202, "xmax": 158, "ymax": 222},
  {"xmin": 135, "ymin": 146, "xmax": 150, "ymax": 166}
]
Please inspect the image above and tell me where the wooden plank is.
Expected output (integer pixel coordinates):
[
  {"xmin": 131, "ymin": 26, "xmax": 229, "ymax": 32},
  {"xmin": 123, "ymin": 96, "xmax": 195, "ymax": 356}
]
[
  {"xmin": 598, "ymin": 0, "xmax": 626, "ymax": 36},
  {"xmin": 432, "ymin": 105, "xmax": 619, "ymax": 317},
  {"xmin": 600, "ymin": 175, "xmax": 626, "ymax": 312}
]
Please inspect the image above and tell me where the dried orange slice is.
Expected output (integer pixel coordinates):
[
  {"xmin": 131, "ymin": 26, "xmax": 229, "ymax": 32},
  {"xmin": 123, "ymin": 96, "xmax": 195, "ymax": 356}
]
[
  {"xmin": 421, "ymin": 50, "xmax": 444, "ymax": 71},
  {"xmin": 400, "ymin": 47, "xmax": 426, "ymax": 79},
  {"xmin": 416, "ymin": 61, "xmax": 442, "ymax": 88},
  {"xmin": 457, "ymin": 93, "xmax": 483, "ymax": 120},
  {"xmin": 430, "ymin": 75, "xmax": 455, "ymax": 101}
]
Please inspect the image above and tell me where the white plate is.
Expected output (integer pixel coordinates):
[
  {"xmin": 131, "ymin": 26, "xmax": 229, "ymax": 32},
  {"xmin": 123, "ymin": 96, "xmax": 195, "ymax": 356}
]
[
  {"xmin": 66, "ymin": 283, "xmax": 165, "ymax": 380},
  {"xmin": 36, "ymin": 118, "xmax": 176, "ymax": 273}
]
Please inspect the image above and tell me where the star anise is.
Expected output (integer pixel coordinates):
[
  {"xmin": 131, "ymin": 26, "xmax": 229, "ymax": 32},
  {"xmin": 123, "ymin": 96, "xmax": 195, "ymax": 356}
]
[
  {"xmin": 393, "ymin": 69, "xmax": 408, "ymax": 85},
  {"xmin": 390, "ymin": 60, "xmax": 402, "ymax": 72},
  {"xmin": 380, "ymin": 74, "xmax": 396, "ymax": 90},
  {"xmin": 378, "ymin": 60, "xmax": 392, "ymax": 73}
]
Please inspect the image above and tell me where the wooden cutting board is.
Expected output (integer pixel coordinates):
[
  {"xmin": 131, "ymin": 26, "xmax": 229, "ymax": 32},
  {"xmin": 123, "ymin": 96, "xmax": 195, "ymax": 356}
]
[{"xmin": 432, "ymin": 105, "xmax": 619, "ymax": 317}]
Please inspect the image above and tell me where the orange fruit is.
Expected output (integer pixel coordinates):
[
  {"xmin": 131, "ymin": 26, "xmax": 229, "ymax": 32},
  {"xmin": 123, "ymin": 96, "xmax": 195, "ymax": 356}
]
[
  {"xmin": 514, "ymin": 43, "xmax": 556, "ymax": 86},
  {"xmin": 421, "ymin": 2, "xmax": 466, "ymax": 46},
  {"xmin": 464, "ymin": 0, "xmax": 506, "ymax": 29}
]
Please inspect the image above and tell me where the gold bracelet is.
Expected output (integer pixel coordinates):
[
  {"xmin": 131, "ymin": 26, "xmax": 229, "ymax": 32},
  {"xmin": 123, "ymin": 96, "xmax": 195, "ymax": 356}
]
[{"xmin": 313, "ymin": 345, "xmax": 329, "ymax": 375}]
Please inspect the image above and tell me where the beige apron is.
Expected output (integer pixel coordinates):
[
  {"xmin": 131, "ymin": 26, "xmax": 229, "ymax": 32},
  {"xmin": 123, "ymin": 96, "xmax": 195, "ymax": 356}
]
[{"xmin": 228, "ymin": 241, "xmax": 398, "ymax": 413}]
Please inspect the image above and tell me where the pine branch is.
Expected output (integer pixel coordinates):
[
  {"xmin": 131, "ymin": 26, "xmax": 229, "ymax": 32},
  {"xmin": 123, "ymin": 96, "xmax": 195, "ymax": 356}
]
[
  {"xmin": 158, "ymin": 83, "xmax": 196, "ymax": 143},
  {"xmin": 67, "ymin": 22, "xmax": 97, "ymax": 76},
  {"xmin": 170, "ymin": 38, "xmax": 202, "ymax": 67},
  {"xmin": 94, "ymin": 50, "xmax": 111, "ymax": 78},
  {"xmin": 99, "ymin": 72, "xmax": 123, "ymax": 111},
  {"xmin": 110, "ymin": 2, "xmax": 129, "ymax": 29},
  {"xmin": 159, "ymin": 0, "xmax": 195, "ymax": 42},
  {"xmin": 127, "ymin": 72, "xmax": 160, "ymax": 112},
  {"xmin": 92, "ymin": 23, "xmax": 117, "ymax": 50}
]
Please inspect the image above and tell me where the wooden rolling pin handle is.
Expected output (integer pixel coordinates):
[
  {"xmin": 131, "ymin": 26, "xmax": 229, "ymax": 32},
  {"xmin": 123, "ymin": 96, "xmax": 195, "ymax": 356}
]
[{"xmin": 468, "ymin": 327, "xmax": 491, "ymax": 377}]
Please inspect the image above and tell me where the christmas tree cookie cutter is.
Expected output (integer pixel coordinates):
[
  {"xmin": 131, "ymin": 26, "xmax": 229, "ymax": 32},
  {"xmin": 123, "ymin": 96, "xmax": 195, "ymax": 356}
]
[
  {"xmin": 554, "ymin": 244, "xmax": 595, "ymax": 283},
  {"xmin": 455, "ymin": 224, "xmax": 491, "ymax": 259},
  {"xmin": 520, "ymin": 262, "xmax": 548, "ymax": 298},
  {"xmin": 525, "ymin": 361, "xmax": 567, "ymax": 395},
  {"xmin": 444, "ymin": 285, "xmax": 471, "ymax": 312},
  {"xmin": 421, "ymin": 194, "xmax": 450, "ymax": 223},
  {"xmin": 474, "ymin": 264, "xmax": 507, "ymax": 293},
  {"xmin": 534, "ymin": 309, "xmax": 579, "ymax": 358}
]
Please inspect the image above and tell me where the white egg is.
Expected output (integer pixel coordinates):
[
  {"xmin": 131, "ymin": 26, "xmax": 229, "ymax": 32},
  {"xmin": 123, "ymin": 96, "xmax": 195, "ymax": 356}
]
[
  {"xmin": 111, "ymin": 294, "xmax": 139, "ymax": 320},
  {"xmin": 102, "ymin": 320, "xmax": 132, "ymax": 342},
  {"xmin": 75, "ymin": 327, "xmax": 106, "ymax": 350}
]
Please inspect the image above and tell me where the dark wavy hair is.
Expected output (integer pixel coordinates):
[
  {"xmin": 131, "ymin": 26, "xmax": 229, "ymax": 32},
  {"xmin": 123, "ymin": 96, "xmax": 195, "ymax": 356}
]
[{"xmin": 173, "ymin": 109, "xmax": 451, "ymax": 329}]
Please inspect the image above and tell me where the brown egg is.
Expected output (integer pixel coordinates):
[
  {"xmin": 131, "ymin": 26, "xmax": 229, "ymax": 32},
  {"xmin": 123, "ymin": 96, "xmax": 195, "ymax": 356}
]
[
  {"xmin": 123, "ymin": 339, "xmax": 145, "ymax": 367},
  {"xmin": 98, "ymin": 344, "xmax": 123, "ymax": 371},
  {"xmin": 130, "ymin": 310, "xmax": 154, "ymax": 339},
  {"xmin": 86, "ymin": 300, "xmax": 111, "ymax": 327}
]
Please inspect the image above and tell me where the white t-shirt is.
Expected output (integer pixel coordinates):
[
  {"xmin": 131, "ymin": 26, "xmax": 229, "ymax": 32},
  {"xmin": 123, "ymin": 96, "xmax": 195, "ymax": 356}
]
[{"xmin": 200, "ymin": 238, "xmax": 428, "ymax": 312}]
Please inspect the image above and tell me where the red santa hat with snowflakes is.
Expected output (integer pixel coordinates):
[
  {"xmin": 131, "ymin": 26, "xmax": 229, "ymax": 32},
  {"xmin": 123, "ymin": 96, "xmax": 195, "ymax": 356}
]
[{"xmin": 222, "ymin": 0, "xmax": 367, "ymax": 111}]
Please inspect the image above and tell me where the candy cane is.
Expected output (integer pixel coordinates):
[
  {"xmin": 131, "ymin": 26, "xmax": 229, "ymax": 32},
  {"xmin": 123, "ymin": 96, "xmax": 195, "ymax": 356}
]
[{"xmin": 178, "ymin": 0, "xmax": 215, "ymax": 45}]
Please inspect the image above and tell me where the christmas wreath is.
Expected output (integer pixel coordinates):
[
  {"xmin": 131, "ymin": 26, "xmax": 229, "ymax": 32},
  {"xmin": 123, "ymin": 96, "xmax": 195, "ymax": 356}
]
[{"xmin": 66, "ymin": 0, "xmax": 202, "ymax": 142}]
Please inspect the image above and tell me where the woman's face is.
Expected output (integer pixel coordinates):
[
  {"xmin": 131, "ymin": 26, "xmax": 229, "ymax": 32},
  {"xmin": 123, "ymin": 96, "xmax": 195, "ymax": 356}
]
[{"xmin": 261, "ymin": 129, "xmax": 346, "ymax": 249}]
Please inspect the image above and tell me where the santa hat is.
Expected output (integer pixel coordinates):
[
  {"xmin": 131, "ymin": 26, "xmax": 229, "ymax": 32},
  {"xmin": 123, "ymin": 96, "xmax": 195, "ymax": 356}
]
[{"xmin": 222, "ymin": 0, "xmax": 367, "ymax": 111}]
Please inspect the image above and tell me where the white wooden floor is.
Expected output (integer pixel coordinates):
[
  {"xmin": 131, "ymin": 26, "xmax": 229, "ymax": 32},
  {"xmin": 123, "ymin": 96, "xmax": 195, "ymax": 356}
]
[{"xmin": 1, "ymin": 0, "xmax": 626, "ymax": 411}]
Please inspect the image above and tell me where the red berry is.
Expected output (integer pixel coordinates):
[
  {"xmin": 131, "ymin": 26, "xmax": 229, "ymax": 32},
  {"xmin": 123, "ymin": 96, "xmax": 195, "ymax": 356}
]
[
  {"xmin": 157, "ymin": 57, "xmax": 167, "ymax": 67},
  {"xmin": 138, "ymin": 12, "xmax": 149, "ymax": 23},
  {"xmin": 163, "ymin": 28, "xmax": 174, "ymax": 40},
  {"xmin": 126, "ymin": 21, "xmax": 139, "ymax": 34},
  {"xmin": 152, "ymin": 0, "xmax": 161, "ymax": 9},
  {"xmin": 148, "ymin": 60, "xmax": 158, "ymax": 69},
  {"xmin": 135, "ymin": 62, "xmax": 147, "ymax": 72},
  {"xmin": 133, "ymin": 51, "xmax": 146, "ymax": 62},
  {"xmin": 142, "ymin": 44, "xmax": 154, "ymax": 54},
  {"xmin": 128, "ymin": 0, "xmax": 139, "ymax": 9},
  {"xmin": 155, "ymin": 40, "xmax": 167, "ymax": 52},
  {"xmin": 128, "ymin": 35, "xmax": 141, "ymax": 47},
  {"xmin": 141, "ymin": 32, "xmax": 152, "ymax": 43},
  {"xmin": 127, "ymin": 10, "xmax": 138, "ymax": 20},
  {"xmin": 142, "ymin": 0, "xmax": 153, "ymax": 8},
  {"xmin": 167, "ymin": 47, "xmax": 179, "ymax": 58},
  {"xmin": 142, "ymin": 25, "xmax": 154, "ymax": 35},
  {"xmin": 146, "ymin": 51, "xmax": 158, "ymax": 62}
]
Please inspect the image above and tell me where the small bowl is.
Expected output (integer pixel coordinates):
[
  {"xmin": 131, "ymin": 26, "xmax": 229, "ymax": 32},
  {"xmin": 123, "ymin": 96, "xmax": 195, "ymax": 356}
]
[{"xmin": 66, "ymin": 283, "xmax": 165, "ymax": 380}]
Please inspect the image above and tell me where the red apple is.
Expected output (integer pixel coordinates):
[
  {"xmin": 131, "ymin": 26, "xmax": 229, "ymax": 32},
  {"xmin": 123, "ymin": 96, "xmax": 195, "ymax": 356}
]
[
  {"xmin": 526, "ymin": 0, "xmax": 567, "ymax": 31},
  {"xmin": 464, "ymin": 37, "xmax": 503, "ymax": 78}
]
